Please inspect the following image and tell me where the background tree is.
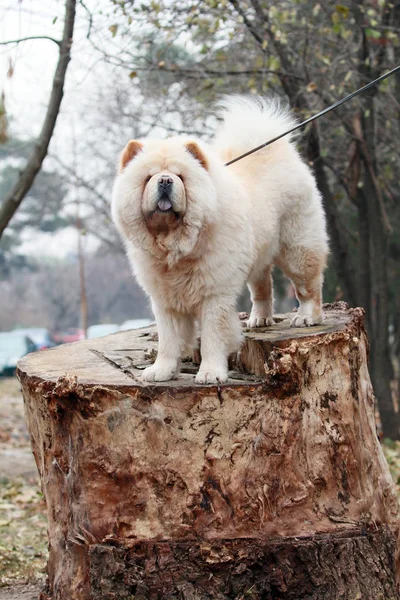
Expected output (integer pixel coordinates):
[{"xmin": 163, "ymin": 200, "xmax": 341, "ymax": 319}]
[
  {"xmin": 0, "ymin": 253, "xmax": 150, "ymax": 332},
  {"xmin": 0, "ymin": 0, "xmax": 76, "ymax": 237},
  {"xmin": 0, "ymin": 136, "xmax": 70, "ymax": 277}
]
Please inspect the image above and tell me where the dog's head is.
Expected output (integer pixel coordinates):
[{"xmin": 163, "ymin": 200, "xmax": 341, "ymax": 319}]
[{"xmin": 112, "ymin": 137, "xmax": 217, "ymax": 262}]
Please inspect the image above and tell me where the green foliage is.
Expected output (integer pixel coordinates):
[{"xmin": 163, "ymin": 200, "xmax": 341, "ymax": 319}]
[
  {"xmin": 0, "ymin": 136, "xmax": 70, "ymax": 276},
  {"xmin": 383, "ymin": 440, "xmax": 400, "ymax": 496},
  {"xmin": 0, "ymin": 165, "xmax": 70, "ymax": 232}
]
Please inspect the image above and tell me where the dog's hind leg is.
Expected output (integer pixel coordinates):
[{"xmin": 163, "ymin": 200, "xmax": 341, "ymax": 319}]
[
  {"xmin": 276, "ymin": 245, "xmax": 326, "ymax": 327},
  {"xmin": 247, "ymin": 264, "xmax": 274, "ymax": 328}
]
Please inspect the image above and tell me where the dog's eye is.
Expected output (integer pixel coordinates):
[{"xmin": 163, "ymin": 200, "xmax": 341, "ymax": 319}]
[
  {"xmin": 177, "ymin": 174, "xmax": 184, "ymax": 182},
  {"xmin": 145, "ymin": 175, "xmax": 151, "ymax": 183}
]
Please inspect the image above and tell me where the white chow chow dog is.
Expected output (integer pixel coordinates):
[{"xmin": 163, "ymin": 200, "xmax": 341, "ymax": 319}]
[{"xmin": 112, "ymin": 97, "xmax": 328, "ymax": 384}]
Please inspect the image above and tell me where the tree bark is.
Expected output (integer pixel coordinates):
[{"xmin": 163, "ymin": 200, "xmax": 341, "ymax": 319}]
[
  {"xmin": 351, "ymin": 1, "xmax": 397, "ymax": 438},
  {"xmin": 17, "ymin": 303, "xmax": 400, "ymax": 599},
  {"xmin": 306, "ymin": 123, "xmax": 358, "ymax": 308},
  {"xmin": 0, "ymin": 0, "xmax": 76, "ymax": 238}
]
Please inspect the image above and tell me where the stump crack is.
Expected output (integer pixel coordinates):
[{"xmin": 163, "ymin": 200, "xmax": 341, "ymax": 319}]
[{"xmin": 89, "ymin": 349, "xmax": 140, "ymax": 381}]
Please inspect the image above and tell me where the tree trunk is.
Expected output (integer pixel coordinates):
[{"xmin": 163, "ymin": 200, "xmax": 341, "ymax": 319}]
[
  {"xmin": 306, "ymin": 123, "xmax": 358, "ymax": 308},
  {"xmin": 350, "ymin": 0, "xmax": 398, "ymax": 440},
  {"xmin": 17, "ymin": 303, "xmax": 400, "ymax": 599}
]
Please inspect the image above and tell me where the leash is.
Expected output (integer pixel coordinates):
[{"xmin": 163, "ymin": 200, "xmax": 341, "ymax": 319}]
[{"xmin": 225, "ymin": 65, "xmax": 400, "ymax": 167}]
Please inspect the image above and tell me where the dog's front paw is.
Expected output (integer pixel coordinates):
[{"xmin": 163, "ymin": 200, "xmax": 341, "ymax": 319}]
[
  {"xmin": 290, "ymin": 313, "xmax": 323, "ymax": 328},
  {"xmin": 247, "ymin": 316, "xmax": 274, "ymax": 328},
  {"xmin": 141, "ymin": 359, "xmax": 179, "ymax": 382},
  {"xmin": 195, "ymin": 364, "xmax": 228, "ymax": 385}
]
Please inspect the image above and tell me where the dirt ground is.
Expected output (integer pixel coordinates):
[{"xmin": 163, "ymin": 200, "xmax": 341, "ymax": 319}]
[
  {"xmin": 0, "ymin": 583, "xmax": 42, "ymax": 600},
  {"xmin": 0, "ymin": 377, "xmax": 47, "ymax": 599},
  {"xmin": 0, "ymin": 376, "xmax": 400, "ymax": 599}
]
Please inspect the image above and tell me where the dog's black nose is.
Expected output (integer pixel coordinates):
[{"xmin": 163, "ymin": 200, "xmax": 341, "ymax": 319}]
[{"xmin": 158, "ymin": 175, "xmax": 173, "ymax": 191}]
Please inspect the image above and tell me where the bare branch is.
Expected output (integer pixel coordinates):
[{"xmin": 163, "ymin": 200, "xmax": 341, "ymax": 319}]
[
  {"xmin": 51, "ymin": 153, "xmax": 110, "ymax": 208},
  {"xmin": 0, "ymin": 35, "xmax": 60, "ymax": 47},
  {"xmin": 83, "ymin": 41, "xmax": 303, "ymax": 81},
  {"xmin": 0, "ymin": 0, "xmax": 76, "ymax": 238},
  {"xmin": 145, "ymin": 65, "xmax": 302, "ymax": 79},
  {"xmin": 79, "ymin": 0, "xmax": 93, "ymax": 39}
]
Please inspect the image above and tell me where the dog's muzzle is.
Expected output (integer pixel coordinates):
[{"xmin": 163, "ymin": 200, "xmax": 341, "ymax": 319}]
[{"xmin": 157, "ymin": 176, "xmax": 173, "ymax": 211}]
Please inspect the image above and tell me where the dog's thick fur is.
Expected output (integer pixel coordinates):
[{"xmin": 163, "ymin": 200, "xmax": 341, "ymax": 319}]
[{"xmin": 112, "ymin": 97, "xmax": 328, "ymax": 384}]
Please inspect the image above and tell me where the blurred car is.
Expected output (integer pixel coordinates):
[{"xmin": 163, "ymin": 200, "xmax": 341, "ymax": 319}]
[
  {"xmin": 87, "ymin": 324, "xmax": 120, "ymax": 339},
  {"xmin": 53, "ymin": 328, "xmax": 85, "ymax": 344},
  {"xmin": 119, "ymin": 319, "xmax": 154, "ymax": 331},
  {"xmin": 12, "ymin": 327, "xmax": 56, "ymax": 350},
  {"xmin": 0, "ymin": 332, "xmax": 37, "ymax": 376}
]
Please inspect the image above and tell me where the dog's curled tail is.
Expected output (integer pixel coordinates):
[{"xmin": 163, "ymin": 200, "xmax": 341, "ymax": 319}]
[{"xmin": 212, "ymin": 95, "xmax": 298, "ymax": 165}]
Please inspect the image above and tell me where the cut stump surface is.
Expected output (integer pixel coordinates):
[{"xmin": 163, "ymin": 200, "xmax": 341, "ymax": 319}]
[{"xmin": 17, "ymin": 303, "xmax": 400, "ymax": 599}]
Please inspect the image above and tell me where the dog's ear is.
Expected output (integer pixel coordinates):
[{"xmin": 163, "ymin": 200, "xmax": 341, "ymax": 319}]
[
  {"xmin": 119, "ymin": 140, "xmax": 143, "ymax": 172},
  {"xmin": 185, "ymin": 141, "xmax": 208, "ymax": 170}
]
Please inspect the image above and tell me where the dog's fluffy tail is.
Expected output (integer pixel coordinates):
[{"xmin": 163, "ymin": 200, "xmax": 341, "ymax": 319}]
[{"xmin": 212, "ymin": 95, "xmax": 298, "ymax": 164}]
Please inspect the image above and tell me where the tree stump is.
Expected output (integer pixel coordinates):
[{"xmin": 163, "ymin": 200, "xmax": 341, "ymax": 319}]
[{"xmin": 17, "ymin": 303, "xmax": 400, "ymax": 600}]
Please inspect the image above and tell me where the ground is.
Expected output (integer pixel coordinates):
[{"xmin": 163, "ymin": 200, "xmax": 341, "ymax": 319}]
[
  {"xmin": 0, "ymin": 376, "xmax": 400, "ymax": 599},
  {"xmin": 0, "ymin": 378, "xmax": 46, "ymax": 599}
]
